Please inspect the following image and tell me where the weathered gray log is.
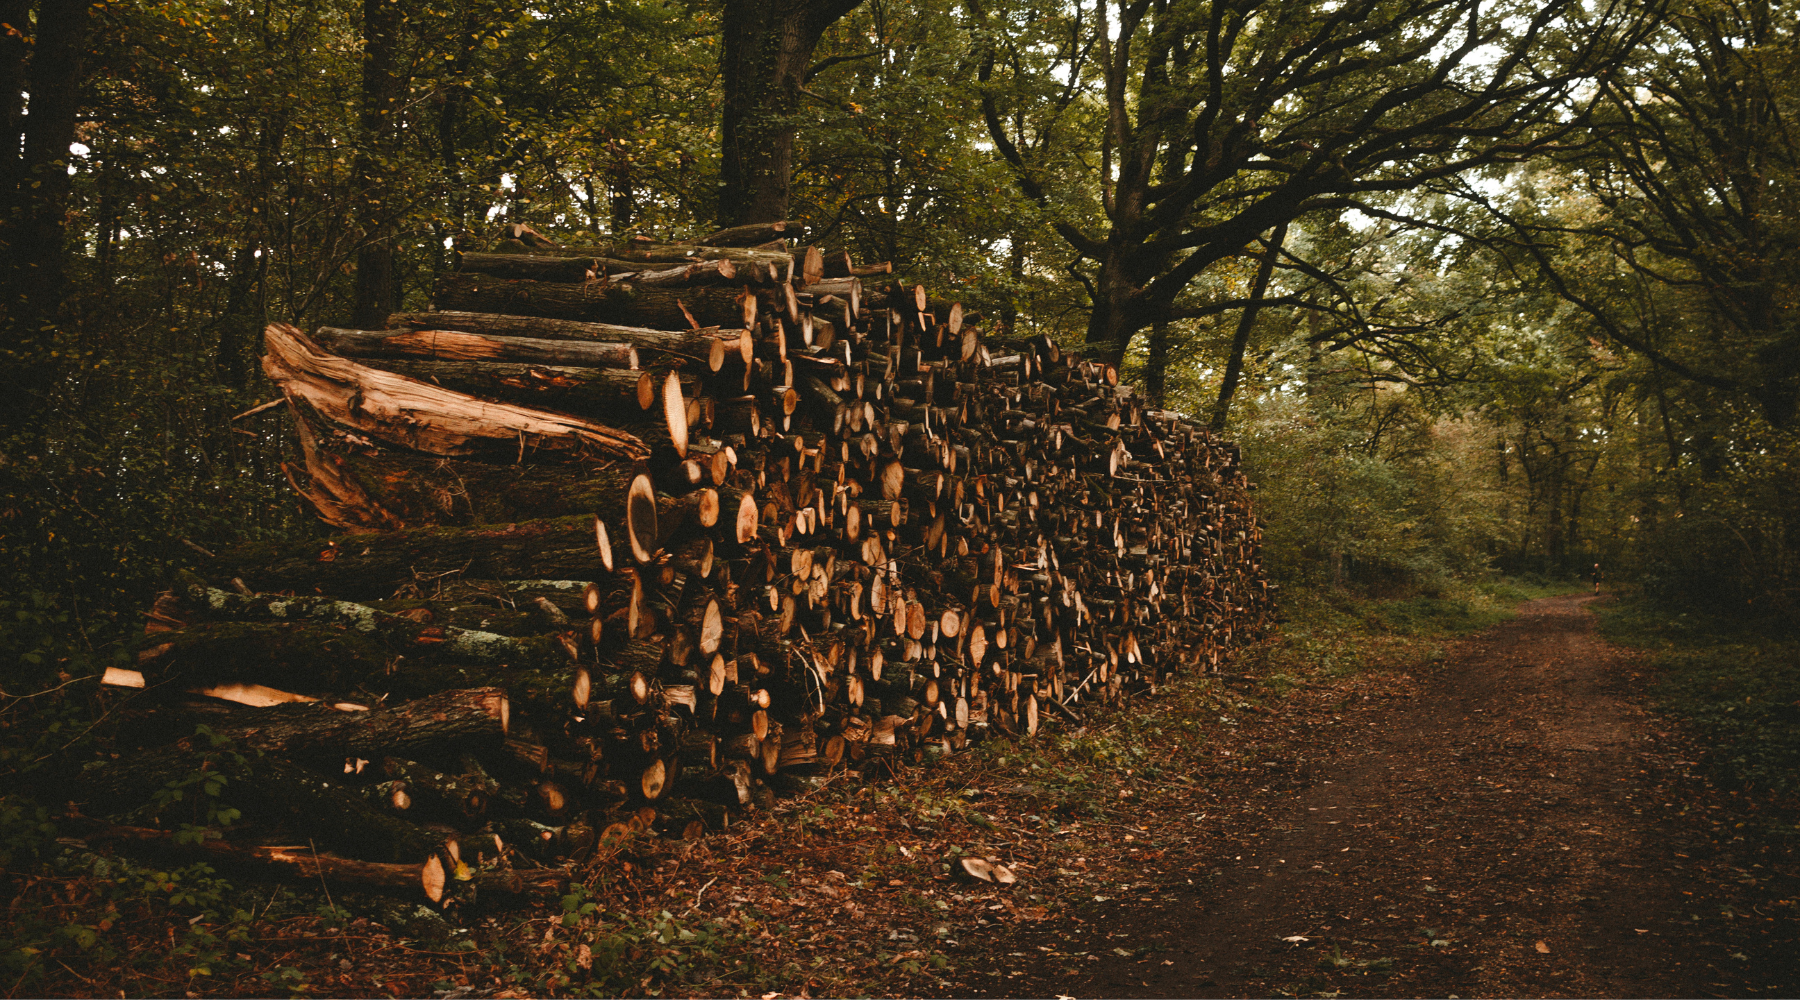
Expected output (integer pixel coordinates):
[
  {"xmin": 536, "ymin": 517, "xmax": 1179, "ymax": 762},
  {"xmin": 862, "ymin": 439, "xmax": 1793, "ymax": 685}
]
[
  {"xmin": 311, "ymin": 326, "xmax": 637, "ymax": 369},
  {"xmin": 387, "ymin": 311, "xmax": 751, "ymax": 369}
]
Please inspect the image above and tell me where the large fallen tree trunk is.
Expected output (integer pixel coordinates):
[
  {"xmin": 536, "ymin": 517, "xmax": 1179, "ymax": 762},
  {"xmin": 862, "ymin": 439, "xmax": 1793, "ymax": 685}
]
[
  {"xmin": 263, "ymin": 323, "xmax": 650, "ymax": 465},
  {"xmin": 290, "ymin": 410, "xmax": 662, "ymax": 528}
]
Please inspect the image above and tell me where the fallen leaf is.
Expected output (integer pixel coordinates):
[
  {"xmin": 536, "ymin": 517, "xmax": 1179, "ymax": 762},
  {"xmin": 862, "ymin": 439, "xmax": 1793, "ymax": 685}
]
[{"xmin": 1535, "ymin": 940, "xmax": 1551, "ymax": 954}]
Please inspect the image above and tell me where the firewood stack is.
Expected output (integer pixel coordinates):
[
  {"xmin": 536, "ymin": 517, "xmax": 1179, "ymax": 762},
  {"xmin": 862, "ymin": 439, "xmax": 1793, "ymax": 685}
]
[{"xmin": 95, "ymin": 220, "xmax": 1272, "ymax": 904}]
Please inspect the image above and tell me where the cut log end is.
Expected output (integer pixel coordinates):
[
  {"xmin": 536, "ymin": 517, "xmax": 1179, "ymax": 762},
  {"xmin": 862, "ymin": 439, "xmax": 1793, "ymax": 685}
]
[
  {"xmin": 641, "ymin": 759, "xmax": 667, "ymax": 800},
  {"xmin": 627, "ymin": 473, "xmax": 659, "ymax": 563},
  {"xmin": 422, "ymin": 854, "xmax": 446, "ymax": 903},
  {"xmin": 594, "ymin": 516, "xmax": 615, "ymax": 573},
  {"xmin": 663, "ymin": 371, "xmax": 690, "ymax": 459}
]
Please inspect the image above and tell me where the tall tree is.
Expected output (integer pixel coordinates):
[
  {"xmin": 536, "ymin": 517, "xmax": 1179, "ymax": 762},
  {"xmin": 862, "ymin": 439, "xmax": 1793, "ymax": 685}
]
[
  {"xmin": 1471, "ymin": 0, "xmax": 1800, "ymax": 427},
  {"xmin": 970, "ymin": 0, "xmax": 1660, "ymax": 370},
  {"xmin": 718, "ymin": 0, "xmax": 863, "ymax": 226}
]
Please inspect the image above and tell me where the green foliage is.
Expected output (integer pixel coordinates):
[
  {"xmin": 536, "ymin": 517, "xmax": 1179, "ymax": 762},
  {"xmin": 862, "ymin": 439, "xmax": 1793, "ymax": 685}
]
[
  {"xmin": 1598, "ymin": 599, "xmax": 1800, "ymax": 794},
  {"xmin": 150, "ymin": 726, "xmax": 249, "ymax": 842},
  {"xmin": 492, "ymin": 883, "xmax": 763, "ymax": 996},
  {"xmin": 0, "ymin": 808, "xmax": 265, "ymax": 989}
]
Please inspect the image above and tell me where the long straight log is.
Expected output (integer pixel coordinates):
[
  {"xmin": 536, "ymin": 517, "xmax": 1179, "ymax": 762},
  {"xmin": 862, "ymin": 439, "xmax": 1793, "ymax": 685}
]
[
  {"xmin": 72, "ymin": 754, "xmax": 443, "ymax": 863},
  {"xmin": 387, "ymin": 311, "xmax": 752, "ymax": 369},
  {"xmin": 85, "ymin": 827, "xmax": 571, "ymax": 900},
  {"xmin": 213, "ymin": 515, "xmax": 631, "ymax": 599},
  {"xmin": 457, "ymin": 252, "xmax": 598, "ymax": 282},
  {"xmin": 312, "ymin": 327, "xmax": 638, "ymax": 369},
  {"xmin": 162, "ymin": 584, "xmax": 581, "ymax": 673},
  {"xmin": 433, "ymin": 273, "xmax": 757, "ymax": 332}
]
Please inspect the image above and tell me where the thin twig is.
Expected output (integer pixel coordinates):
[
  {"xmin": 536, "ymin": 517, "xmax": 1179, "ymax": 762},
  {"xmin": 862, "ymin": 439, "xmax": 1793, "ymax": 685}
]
[
  {"xmin": 230, "ymin": 398, "xmax": 286, "ymax": 421},
  {"xmin": 0, "ymin": 673, "xmax": 100, "ymax": 703}
]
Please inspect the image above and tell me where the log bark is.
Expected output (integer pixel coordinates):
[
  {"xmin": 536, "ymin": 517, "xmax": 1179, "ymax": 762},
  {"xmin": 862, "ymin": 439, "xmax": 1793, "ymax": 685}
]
[
  {"xmin": 434, "ymin": 273, "xmax": 757, "ymax": 332},
  {"xmin": 457, "ymin": 252, "xmax": 598, "ymax": 282},
  {"xmin": 388, "ymin": 311, "xmax": 751, "ymax": 369},
  {"xmin": 86, "ymin": 827, "xmax": 571, "ymax": 900},
  {"xmin": 336, "ymin": 357, "xmax": 663, "ymax": 420},
  {"xmin": 312, "ymin": 326, "xmax": 638, "ymax": 369},
  {"xmin": 290, "ymin": 408, "xmax": 655, "ymax": 529},
  {"xmin": 213, "ymin": 516, "xmax": 625, "ymax": 598}
]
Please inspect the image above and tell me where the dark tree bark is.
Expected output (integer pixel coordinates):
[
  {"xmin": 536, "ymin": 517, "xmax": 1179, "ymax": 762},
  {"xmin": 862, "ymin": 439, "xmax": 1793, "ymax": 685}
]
[
  {"xmin": 351, "ymin": 0, "xmax": 405, "ymax": 328},
  {"xmin": 0, "ymin": 0, "xmax": 93, "ymax": 430},
  {"xmin": 717, "ymin": 0, "xmax": 863, "ymax": 227}
]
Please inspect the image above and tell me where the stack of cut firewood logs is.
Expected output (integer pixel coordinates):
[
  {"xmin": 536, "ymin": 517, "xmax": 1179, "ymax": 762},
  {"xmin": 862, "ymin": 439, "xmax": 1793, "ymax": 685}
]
[{"xmin": 83, "ymin": 220, "xmax": 1272, "ymax": 904}]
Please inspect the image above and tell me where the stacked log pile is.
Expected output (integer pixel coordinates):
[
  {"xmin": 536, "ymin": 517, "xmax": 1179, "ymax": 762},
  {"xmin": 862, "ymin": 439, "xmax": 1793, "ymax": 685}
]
[{"xmin": 89, "ymin": 220, "xmax": 1272, "ymax": 904}]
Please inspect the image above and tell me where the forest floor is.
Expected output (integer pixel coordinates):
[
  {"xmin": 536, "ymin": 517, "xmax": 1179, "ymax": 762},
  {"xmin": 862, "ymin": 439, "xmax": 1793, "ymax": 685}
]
[
  {"xmin": 941, "ymin": 593, "xmax": 1799, "ymax": 999},
  {"xmin": 7, "ymin": 592, "xmax": 1796, "ymax": 998}
]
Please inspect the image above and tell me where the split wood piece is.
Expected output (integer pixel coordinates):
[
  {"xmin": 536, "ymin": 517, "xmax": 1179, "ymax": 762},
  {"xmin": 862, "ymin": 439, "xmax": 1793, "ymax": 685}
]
[
  {"xmin": 433, "ymin": 273, "xmax": 758, "ymax": 333},
  {"xmin": 263, "ymin": 323, "xmax": 649, "ymax": 465},
  {"xmin": 388, "ymin": 311, "xmax": 753, "ymax": 370},
  {"xmin": 312, "ymin": 327, "xmax": 637, "ymax": 369},
  {"xmin": 958, "ymin": 856, "xmax": 1018, "ymax": 884}
]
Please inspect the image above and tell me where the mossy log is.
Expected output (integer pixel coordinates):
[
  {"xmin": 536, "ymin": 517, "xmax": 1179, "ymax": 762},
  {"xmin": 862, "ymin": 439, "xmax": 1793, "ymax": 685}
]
[
  {"xmin": 213, "ymin": 516, "xmax": 625, "ymax": 599},
  {"xmin": 150, "ymin": 585, "xmax": 582, "ymax": 674}
]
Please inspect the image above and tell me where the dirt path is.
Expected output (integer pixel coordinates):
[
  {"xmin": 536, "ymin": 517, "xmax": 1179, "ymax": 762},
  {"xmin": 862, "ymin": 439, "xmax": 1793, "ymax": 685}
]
[{"xmin": 957, "ymin": 595, "xmax": 1797, "ymax": 998}]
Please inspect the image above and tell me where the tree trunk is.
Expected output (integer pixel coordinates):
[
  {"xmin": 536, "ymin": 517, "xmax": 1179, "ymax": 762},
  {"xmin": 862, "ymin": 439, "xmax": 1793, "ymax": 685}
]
[
  {"xmin": 352, "ymin": 0, "xmax": 405, "ymax": 328},
  {"xmin": 0, "ymin": 0, "xmax": 92, "ymax": 430},
  {"xmin": 717, "ymin": 0, "xmax": 864, "ymax": 227}
]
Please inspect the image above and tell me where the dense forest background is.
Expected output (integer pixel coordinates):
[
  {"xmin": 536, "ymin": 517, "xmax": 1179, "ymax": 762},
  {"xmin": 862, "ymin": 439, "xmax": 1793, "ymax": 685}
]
[{"xmin": 1, "ymin": 0, "xmax": 1796, "ymax": 682}]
